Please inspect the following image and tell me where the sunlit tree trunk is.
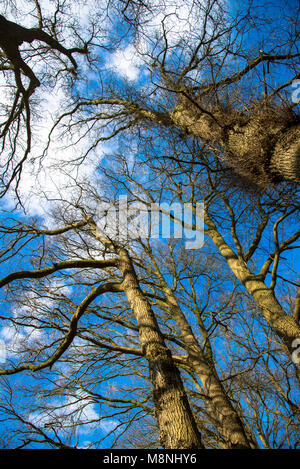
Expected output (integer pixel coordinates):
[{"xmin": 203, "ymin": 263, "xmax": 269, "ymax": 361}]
[
  {"xmin": 131, "ymin": 102, "xmax": 300, "ymax": 185},
  {"xmin": 118, "ymin": 248, "xmax": 204, "ymax": 449},
  {"xmin": 205, "ymin": 212, "xmax": 300, "ymax": 354},
  {"xmin": 169, "ymin": 105, "xmax": 300, "ymax": 185},
  {"xmin": 148, "ymin": 251, "xmax": 252, "ymax": 449},
  {"xmin": 270, "ymin": 125, "xmax": 300, "ymax": 182}
]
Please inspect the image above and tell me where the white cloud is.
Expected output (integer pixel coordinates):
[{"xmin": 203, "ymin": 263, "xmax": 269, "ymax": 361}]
[
  {"xmin": 109, "ymin": 0, "xmax": 214, "ymax": 82},
  {"xmin": 99, "ymin": 418, "xmax": 119, "ymax": 434},
  {"xmin": 28, "ymin": 390, "xmax": 121, "ymax": 439},
  {"xmin": 0, "ymin": 0, "xmax": 108, "ymax": 218},
  {"xmin": 0, "ymin": 322, "xmax": 46, "ymax": 359},
  {"xmin": 1, "ymin": 0, "xmax": 103, "ymax": 33},
  {"xmin": 0, "ymin": 339, "xmax": 7, "ymax": 364},
  {"xmin": 145, "ymin": 0, "xmax": 198, "ymax": 43},
  {"xmin": 0, "ymin": 326, "xmax": 26, "ymax": 355},
  {"xmin": 29, "ymin": 390, "xmax": 99, "ymax": 435},
  {"xmin": 0, "ymin": 276, "xmax": 75, "ymax": 360},
  {"xmin": 0, "ymin": 0, "xmax": 215, "ymax": 217},
  {"xmin": 3, "ymin": 82, "xmax": 102, "ymax": 218},
  {"xmin": 109, "ymin": 44, "xmax": 143, "ymax": 81}
]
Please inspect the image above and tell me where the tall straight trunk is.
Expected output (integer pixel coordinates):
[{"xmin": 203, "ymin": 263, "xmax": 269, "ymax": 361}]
[
  {"xmin": 205, "ymin": 213, "xmax": 300, "ymax": 355},
  {"xmin": 118, "ymin": 248, "xmax": 203, "ymax": 449},
  {"xmin": 88, "ymin": 219, "xmax": 203, "ymax": 448},
  {"xmin": 165, "ymin": 291, "xmax": 251, "ymax": 448},
  {"xmin": 148, "ymin": 252, "xmax": 251, "ymax": 449}
]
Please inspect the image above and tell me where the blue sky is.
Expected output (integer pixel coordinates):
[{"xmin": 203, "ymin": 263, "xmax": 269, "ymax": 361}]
[{"xmin": 0, "ymin": 0, "xmax": 299, "ymax": 449}]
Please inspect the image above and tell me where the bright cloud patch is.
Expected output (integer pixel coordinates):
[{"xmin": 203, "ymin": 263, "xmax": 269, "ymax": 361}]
[
  {"xmin": 0, "ymin": 339, "xmax": 7, "ymax": 364},
  {"xmin": 29, "ymin": 391, "xmax": 99, "ymax": 435},
  {"xmin": 110, "ymin": 44, "xmax": 142, "ymax": 81},
  {"xmin": 99, "ymin": 419, "xmax": 120, "ymax": 434},
  {"xmin": 3, "ymin": 83, "xmax": 102, "ymax": 218}
]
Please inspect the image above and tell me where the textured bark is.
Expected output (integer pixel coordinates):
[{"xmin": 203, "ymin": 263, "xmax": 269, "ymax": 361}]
[
  {"xmin": 166, "ymin": 293, "xmax": 251, "ymax": 448},
  {"xmin": 205, "ymin": 214, "xmax": 300, "ymax": 354},
  {"xmin": 169, "ymin": 104, "xmax": 300, "ymax": 185},
  {"xmin": 118, "ymin": 248, "xmax": 203, "ymax": 449},
  {"xmin": 270, "ymin": 125, "xmax": 300, "ymax": 182},
  {"xmin": 98, "ymin": 96, "xmax": 300, "ymax": 185},
  {"xmin": 149, "ymin": 255, "xmax": 251, "ymax": 449}
]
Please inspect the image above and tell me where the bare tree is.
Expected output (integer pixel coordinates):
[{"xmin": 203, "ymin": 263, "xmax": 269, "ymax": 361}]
[
  {"xmin": 0, "ymin": 205, "xmax": 203, "ymax": 449},
  {"xmin": 0, "ymin": 0, "xmax": 299, "ymax": 451},
  {"xmin": 47, "ymin": 0, "xmax": 299, "ymax": 186},
  {"xmin": 0, "ymin": 2, "xmax": 93, "ymax": 197}
]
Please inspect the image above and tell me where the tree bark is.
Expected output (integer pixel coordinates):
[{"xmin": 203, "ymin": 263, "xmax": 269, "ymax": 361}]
[
  {"xmin": 118, "ymin": 248, "xmax": 204, "ymax": 449},
  {"xmin": 169, "ymin": 105, "xmax": 300, "ymax": 185},
  {"xmin": 205, "ymin": 213, "xmax": 300, "ymax": 355},
  {"xmin": 148, "ymin": 252, "xmax": 251, "ymax": 448},
  {"xmin": 165, "ymin": 292, "xmax": 251, "ymax": 448},
  {"xmin": 130, "ymin": 101, "xmax": 300, "ymax": 185},
  {"xmin": 270, "ymin": 125, "xmax": 300, "ymax": 182}
]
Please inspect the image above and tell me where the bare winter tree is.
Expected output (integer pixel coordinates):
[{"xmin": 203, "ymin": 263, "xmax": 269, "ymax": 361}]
[
  {"xmin": 46, "ymin": 0, "xmax": 300, "ymax": 186},
  {"xmin": 0, "ymin": 154, "xmax": 298, "ymax": 448},
  {"xmin": 0, "ymin": 0, "xmax": 299, "ymax": 451},
  {"xmin": 0, "ymin": 2, "xmax": 94, "ymax": 197},
  {"xmin": 0, "ymin": 206, "xmax": 203, "ymax": 449}
]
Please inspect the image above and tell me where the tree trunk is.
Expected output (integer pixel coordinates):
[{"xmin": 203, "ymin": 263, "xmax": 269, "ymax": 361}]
[
  {"xmin": 206, "ymin": 214, "xmax": 300, "ymax": 355},
  {"xmin": 138, "ymin": 103, "xmax": 300, "ymax": 185},
  {"xmin": 166, "ymin": 292, "xmax": 251, "ymax": 448},
  {"xmin": 118, "ymin": 248, "xmax": 204, "ymax": 449},
  {"xmin": 148, "ymin": 252, "xmax": 251, "ymax": 449},
  {"xmin": 170, "ymin": 106, "xmax": 300, "ymax": 185},
  {"xmin": 269, "ymin": 125, "xmax": 300, "ymax": 182}
]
